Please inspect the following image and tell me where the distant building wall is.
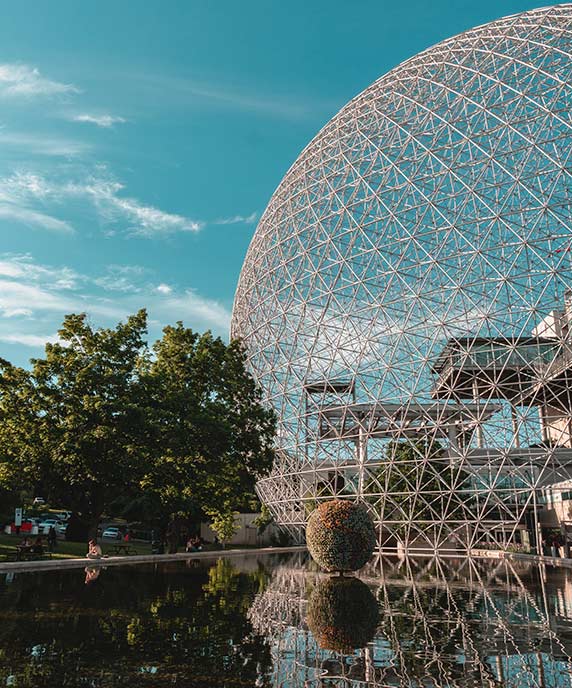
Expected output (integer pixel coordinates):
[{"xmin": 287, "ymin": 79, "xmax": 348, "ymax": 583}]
[
  {"xmin": 200, "ymin": 512, "xmax": 282, "ymax": 546},
  {"xmin": 541, "ymin": 480, "xmax": 572, "ymax": 529},
  {"xmin": 544, "ymin": 406, "xmax": 572, "ymax": 447}
]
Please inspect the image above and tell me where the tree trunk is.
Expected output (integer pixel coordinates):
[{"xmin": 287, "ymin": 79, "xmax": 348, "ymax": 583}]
[
  {"xmin": 87, "ymin": 516, "xmax": 101, "ymax": 542},
  {"xmin": 166, "ymin": 518, "xmax": 180, "ymax": 554}
]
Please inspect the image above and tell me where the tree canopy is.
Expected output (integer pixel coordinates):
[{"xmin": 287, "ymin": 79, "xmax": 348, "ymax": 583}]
[{"xmin": 0, "ymin": 310, "xmax": 275, "ymax": 539}]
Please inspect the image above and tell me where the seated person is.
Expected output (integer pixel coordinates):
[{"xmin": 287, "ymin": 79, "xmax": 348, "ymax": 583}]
[
  {"xmin": 186, "ymin": 535, "xmax": 203, "ymax": 553},
  {"xmin": 31, "ymin": 536, "xmax": 44, "ymax": 553},
  {"xmin": 86, "ymin": 539, "xmax": 102, "ymax": 559},
  {"xmin": 19, "ymin": 536, "xmax": 32, "ymax": 549}
]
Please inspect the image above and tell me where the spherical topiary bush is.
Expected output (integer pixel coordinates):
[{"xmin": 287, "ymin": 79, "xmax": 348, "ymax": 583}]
[
  {"xmin": 307, "ymin": 576, "xmax": 379, "ymax": 653},
  {"xmin": 306, "ymin": 500, "xmax": 376, "ymax": 572}
]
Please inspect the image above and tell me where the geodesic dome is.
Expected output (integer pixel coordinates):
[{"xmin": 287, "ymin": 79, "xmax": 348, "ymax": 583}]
[{"xmin": 232, "ymin": 4, "xmax": 572, "ymax": 552}]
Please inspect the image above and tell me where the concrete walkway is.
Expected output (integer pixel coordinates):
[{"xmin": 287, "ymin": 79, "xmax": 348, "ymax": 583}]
[
  {"xmin": 0, "ymin": 545, "xmax": 307, "ymax": 574},
  {"xmin": 6, "ymin": 545, "xmax": 569, "ymax": 576},
  {"xmin": 470, "ymin": 547, "xmax": 572, "ymax": 569}
]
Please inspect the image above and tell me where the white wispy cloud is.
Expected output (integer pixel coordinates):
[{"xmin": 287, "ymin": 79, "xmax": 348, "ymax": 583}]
[
  {"xmin": 0, "ymin": 204, "xmax": 74, "ymax": 234},
  {"xmin": 154, "ymin": 290, "xmax": 231, "ymax": 331},
  {"xmin": 0, "ymin": 255, "xmax": 124, "ymax": 320},
  {"xmin": 0, "ymin": 260, "xmax": 24, "ymax": 278},
  {"xmin": 0, "ymin": 254, "xmax": 80, "ymax": 288},
  {"xmin": 0, "ymin": 172, "xmax": 203, "ymax": 238},
  {"xmin": 71, "ymin": 113, "xmax": 126, "ymax": 128},
  {"xmin": 86, "ymin": 183, "xmax": 203, "ymax": 237},
  {"xmin": 0, "ymin": 172, "xmax": 255, "ymax": 238},
  {"xmin": 0, "ymin": 131, "xmax": 89, "ymax": 156},
  {"xmin": 0, "ymin": 279, "xmax": 76, "ymax": 316},
  {"xmin": 0, "ymin": 173, "xmax": 52, "ymax": 199},
  {"xmin": 0, "ymin": 332, "xmax": 60, "ymax": 347},
  {"xmin": 2, "ymin": 307, "xmax": 32, "ymax": 318},
  {"xmin": 0, "ymin": 254, "xmax": 232, "ymax": 354},
  {"xmin": 215, "ymin": 211, "xmax": 258, "ymax": 226},
  {"xmin": 0, "ymin": 272, "xmax": 129, "ymax": 322},
  {"xmin": 0, "ymin": 175, "xmax": 74, "ymax": 234},
  {"xmin": 94, "ymin": 264, "xmax": 146, "ymax": 293},
  {"xmin": 0, "ymin": 64, "xmax": 78, "ymax": 98},
  {"xmin": 134, "ymin": 73, "xmax": 326, "ymax": 120}
]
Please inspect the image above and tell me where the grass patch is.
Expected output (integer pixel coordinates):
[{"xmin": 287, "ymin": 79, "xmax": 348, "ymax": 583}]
[{"xmin": 0, "ymin": 533, "xmax": 154, "ymax": 561}]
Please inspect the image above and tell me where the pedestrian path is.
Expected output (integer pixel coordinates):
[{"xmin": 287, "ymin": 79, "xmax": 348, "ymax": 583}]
[
  {"xmin": 470, "ymin": 547, "xmax": 572, "ymax": 569},
  {"xmin": 0, "ymin": 545, "xmax": 307, "ymax": 573}
]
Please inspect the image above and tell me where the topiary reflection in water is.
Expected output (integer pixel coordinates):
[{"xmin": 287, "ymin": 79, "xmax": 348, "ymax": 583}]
[
  {"xmin": 249, "ymin": 553, "xmax": 572, "ymax": 687},
  {"xmin": 0, "ymin": 556, "xmax": 274, "ymax": 687},
  {"xmin": 306, "ymin": 577, "xmax": 379, "ymax": 654}
]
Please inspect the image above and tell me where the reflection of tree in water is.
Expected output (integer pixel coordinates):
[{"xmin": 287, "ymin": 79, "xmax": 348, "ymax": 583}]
[
  {"xmin": 4, "ymin": 555, "xmax": 572, "ymax": 687},
  {"xmin": 0, "ymin": 557, "xmax": 273, "ymax": 687},
  {"xmin": 249, "ymin": 554, "xmax": 572, "ymax": 687}
]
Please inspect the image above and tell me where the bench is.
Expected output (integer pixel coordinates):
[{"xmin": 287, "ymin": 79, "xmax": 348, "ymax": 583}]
[
  {"xmin": 111, "ymin": 543, "xmax": 137, "ymax": 556},
  {"xmin": 16, "ymin": 545, "xmax": 52, "ymax": 561}
]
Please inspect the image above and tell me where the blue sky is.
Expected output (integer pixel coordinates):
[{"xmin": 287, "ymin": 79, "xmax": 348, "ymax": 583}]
[{"xmin": 0, "ymin": 0, "xmax": 544, "ymax": 366}]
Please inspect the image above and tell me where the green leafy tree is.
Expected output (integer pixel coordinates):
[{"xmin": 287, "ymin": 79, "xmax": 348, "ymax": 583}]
[
  {"xmin": 0, "ymin": 312, "xmax": 149, "ymax": 538},
  {"xmin": 140, "ymin": 325, "xmax": 276, "ymax": 534},
  {"xmin": 0, "ymin": 313, "xmax": 276, "ymax": 542},
  {"xmin": 206, "ymin": 509, "xmax": 239, "ymax": 546},
  {"xmin": 253, "ymin": 504, "xmax": 274, "ymax": 534}
]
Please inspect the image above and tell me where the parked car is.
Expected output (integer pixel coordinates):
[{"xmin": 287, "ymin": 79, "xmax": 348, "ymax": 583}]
[
  {"xmin": 33, "ymin": 497, "xmax": 46, "ymax": 505},
  {"xmin": 56, "ymin": 522, "xmax": 68, "ymax": 536},
  {"xmin": 24, "ymin": 517, "xmax": 41, "ymax": 526},
  {"xmin": 53, "ymin": 511, "xmax": 72, "ymax": 521},
  {"xmin": 102, "ymin": 526, "xmax": 122, "ymax": 540},
  {"xmin": 38, "ymin": 518, "xmax": 60, "ymax": 534},
  {"xmin": 7, "ymin": 519, "xmax": 36, "ymax": 534}
]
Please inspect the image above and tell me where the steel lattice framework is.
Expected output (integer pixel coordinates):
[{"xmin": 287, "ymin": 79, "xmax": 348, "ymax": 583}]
[
  {"xmin": 248, "ymin": 555, "xmax": 572, "ymax": 687},
  {"xmin": 232, "ymin": 5, "xmax": 572, "ymax": 552}
]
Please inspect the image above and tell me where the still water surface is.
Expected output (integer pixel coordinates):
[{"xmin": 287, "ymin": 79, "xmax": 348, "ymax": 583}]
[{"xmin": 1, "ymin": 553, "xmax": 572, "ymax": 687}]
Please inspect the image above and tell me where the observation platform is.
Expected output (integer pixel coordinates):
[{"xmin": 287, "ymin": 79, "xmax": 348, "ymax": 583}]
[
  {"xmin": 516, "ymin": 343, "xmax": 572, "ymax": 410},
  {"xmin": 431, "ymin": 336, "xmax": 560, "ymax": 401},
  {"xmin": 316, "ymin": 401, "xmax": 500, "ymax": 443},
  {"xmin": 304, "ymin": 380, "xmax": 355, "ymax": 395}
]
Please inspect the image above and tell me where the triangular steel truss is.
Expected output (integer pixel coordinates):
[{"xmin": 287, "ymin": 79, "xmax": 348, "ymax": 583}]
[{"xmin": 232, "ymin": 5, "xmax": 572, "ymax": 553}]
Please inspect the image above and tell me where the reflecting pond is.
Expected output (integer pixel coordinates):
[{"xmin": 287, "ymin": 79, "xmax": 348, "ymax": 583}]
[{"xmin": 2, "ymin": 553, "xmax": 572, "ymax": 686}]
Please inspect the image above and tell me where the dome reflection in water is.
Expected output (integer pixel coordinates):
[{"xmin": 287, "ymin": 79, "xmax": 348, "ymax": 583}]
[
  {"xmin": 2, "ymin": 554, "xmax": 572, "ymax": 686},
  {"xmin": 249, "ymin": 553, "xmax": 572, "ymax": 687}
]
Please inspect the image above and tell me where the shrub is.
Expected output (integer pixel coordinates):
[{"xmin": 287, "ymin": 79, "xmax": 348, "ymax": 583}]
[
  {"xmin": 306, "ymin": 576, "xmax": 379, "ymax": 653},
  {"xmin": 306, "ymin": 500, "xmax": 376, "ymax": 572}
]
